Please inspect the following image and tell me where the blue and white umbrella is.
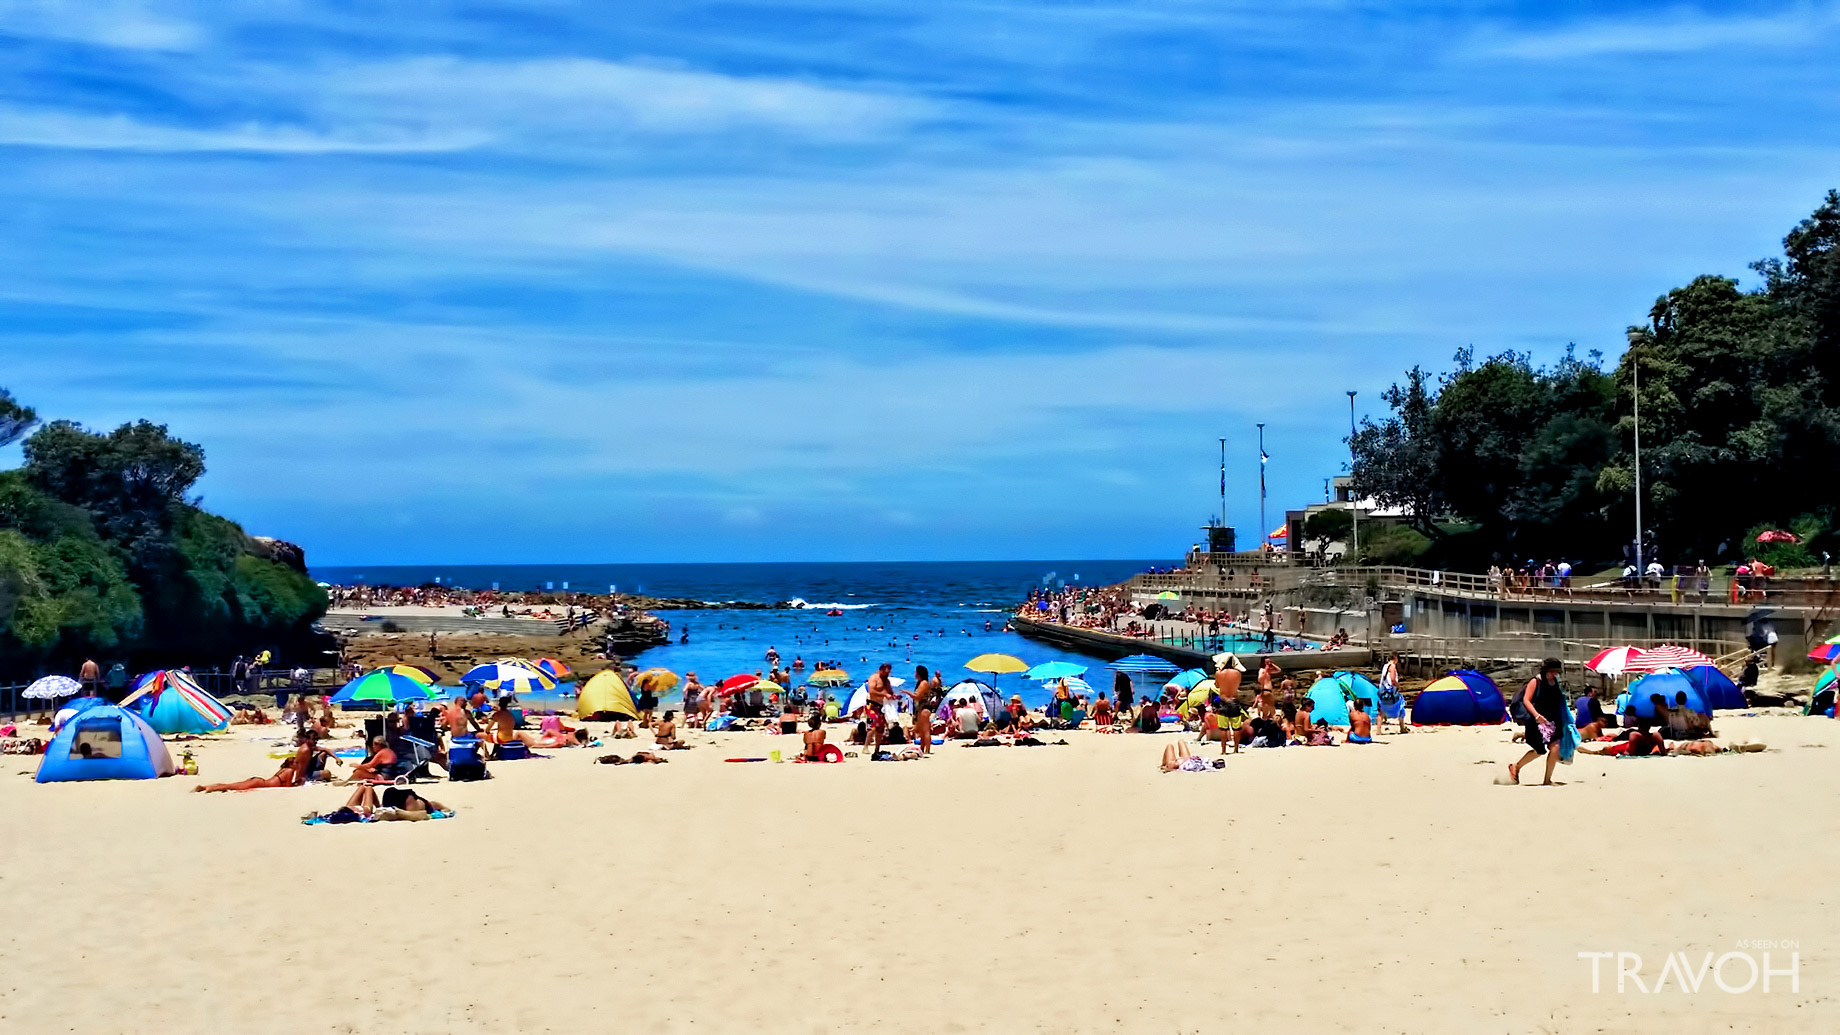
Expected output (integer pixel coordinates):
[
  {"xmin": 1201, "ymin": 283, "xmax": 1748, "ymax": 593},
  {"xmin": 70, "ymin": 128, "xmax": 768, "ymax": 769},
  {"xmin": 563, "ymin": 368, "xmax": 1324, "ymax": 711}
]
[
  {"xmin": 460, "ymin": 662, "xmax": 556, "ymax": 694},
  {"xmin": 24, "ymin": 675, "xmax": 82, "ymax": 699},
  {"xmin": 1039, "ymin": 675, "xmax": 1092, "ymax": 695},
  {"xmin": 1026, "ymin": 660, "xmax": 1087, "ymax": 681},
  {"xmin": 1109, "ymin": 653, "xmax": 1179, "ymax": 675}
]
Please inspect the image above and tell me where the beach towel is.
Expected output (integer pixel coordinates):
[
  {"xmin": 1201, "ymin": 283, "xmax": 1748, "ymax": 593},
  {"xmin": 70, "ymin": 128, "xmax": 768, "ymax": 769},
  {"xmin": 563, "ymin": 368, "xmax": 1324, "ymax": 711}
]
[
  {"xmin": 301, "ymin": 808, "xmax": 454, "ymax": 825},
  {"xmin": 1558, "ymin": 693, "xmax": 1579, "ymax": 764}
]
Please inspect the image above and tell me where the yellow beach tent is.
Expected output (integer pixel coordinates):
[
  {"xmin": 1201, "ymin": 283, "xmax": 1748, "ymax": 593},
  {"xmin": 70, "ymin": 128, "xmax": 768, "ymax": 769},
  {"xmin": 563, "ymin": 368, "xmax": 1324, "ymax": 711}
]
[{"xmin": 577, "ymin": 670, "xmax": 639, "ymax": 720}]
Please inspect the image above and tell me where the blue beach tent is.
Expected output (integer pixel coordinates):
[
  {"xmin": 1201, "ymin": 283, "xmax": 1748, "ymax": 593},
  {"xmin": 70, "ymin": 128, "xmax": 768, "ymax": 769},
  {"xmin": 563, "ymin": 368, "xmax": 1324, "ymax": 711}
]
[
  {"xmin": 1411, "ymin": 670, "xmax": 1507, "ymax": 726},
  {"xmin": 36, "ymin": 705, "xmax": 175, "ymax": 783},
  {"xmin": 1679, "ymin": 665, "xmax": 1745, "ymax": 711},
  {"xmin": 1621, "ymin": 670, "xmax": 1710, "ymax": 720}
]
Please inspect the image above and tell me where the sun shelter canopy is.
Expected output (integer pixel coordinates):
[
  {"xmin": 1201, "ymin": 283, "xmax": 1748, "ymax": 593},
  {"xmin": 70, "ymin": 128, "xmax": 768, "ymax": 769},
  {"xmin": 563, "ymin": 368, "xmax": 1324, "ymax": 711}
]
[
  {"xmin": 1411, "ymin": 670, "xmax": 1506, "ymax": 726},
  {"xmin": 37, "ymin": 705, "xmax": 175, "ymax": 782},
  {"xmin": 131, "ymin": 672, "xmax": 233, "ymax": 734},
  {"xmin": 1679, "ymin": 665, "xmax": 1745, "ymax": 711},
  {"xmin": 577, "ymin": 670, "xmax": 639, "ymax": 719},
  {"xmin": 1622, "ymin": 670, "xmax": 1710, "ymax": 719}
]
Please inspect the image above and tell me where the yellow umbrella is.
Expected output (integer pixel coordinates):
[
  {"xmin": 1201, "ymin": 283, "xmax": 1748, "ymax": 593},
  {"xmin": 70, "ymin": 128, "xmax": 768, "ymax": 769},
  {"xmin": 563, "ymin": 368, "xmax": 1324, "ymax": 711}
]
[
  {"xmin": 964, "ymin": 653, "xmax": 1029, "ymax": 675},
  {"xmin": 638, "ymin": 667, "xmax": 680, "ymax": 692}
]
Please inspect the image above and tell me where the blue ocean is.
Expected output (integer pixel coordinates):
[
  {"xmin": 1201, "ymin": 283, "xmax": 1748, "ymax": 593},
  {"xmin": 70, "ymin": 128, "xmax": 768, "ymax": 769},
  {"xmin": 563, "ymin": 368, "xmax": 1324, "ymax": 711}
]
[{"xmin": 308, "ymin": 560, "xmax": 1178, "ymax": 708}]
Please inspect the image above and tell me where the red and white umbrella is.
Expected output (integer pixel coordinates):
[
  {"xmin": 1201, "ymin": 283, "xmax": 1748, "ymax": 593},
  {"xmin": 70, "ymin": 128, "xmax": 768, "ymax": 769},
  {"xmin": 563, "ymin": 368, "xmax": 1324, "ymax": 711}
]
[
  {"xmin": 1623, "ymin": 645, "xmax": 1715, "ymax": 673},
  {"xmin": 1585, "ymin": 646, "xmax": 1644, "ymax": 676}
]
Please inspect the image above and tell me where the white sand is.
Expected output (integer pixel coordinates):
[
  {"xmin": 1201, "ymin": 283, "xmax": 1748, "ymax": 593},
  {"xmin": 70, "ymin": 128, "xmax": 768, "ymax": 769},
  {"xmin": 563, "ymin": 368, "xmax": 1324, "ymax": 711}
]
[{"xmin": 2, "ymin": 713, "xmax": 1836, "ymax": 1032}]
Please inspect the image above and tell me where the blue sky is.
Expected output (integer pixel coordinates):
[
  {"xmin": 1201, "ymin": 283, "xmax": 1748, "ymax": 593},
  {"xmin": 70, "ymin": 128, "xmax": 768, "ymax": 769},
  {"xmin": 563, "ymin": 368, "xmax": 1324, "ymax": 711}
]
[{"xmin": 1, "ymin": 1, "xmax": 1836, "ymax": 564}]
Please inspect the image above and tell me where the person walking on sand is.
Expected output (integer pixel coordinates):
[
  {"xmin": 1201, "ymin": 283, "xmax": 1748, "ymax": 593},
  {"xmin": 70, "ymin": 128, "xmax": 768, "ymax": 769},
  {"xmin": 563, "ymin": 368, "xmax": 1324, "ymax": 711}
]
[
  {"xmin": 1508, "ymin": 658, "xmax": 1566, "ymax": 786},
  {"xmin": 1375, "ymin": 653, "xmax": 1405, "ymax": 735}
]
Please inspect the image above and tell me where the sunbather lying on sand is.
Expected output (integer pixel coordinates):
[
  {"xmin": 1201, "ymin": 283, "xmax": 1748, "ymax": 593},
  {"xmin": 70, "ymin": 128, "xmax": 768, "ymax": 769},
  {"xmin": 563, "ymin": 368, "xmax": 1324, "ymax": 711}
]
[
  {"xmin": 342, "ymin": 784, "xmax": 449, "ymax": 817},
  {"xmin": 195, "ymin": 731, "xmax": 323, "ymax": 791},
  {"xmin": 595, "ymin": 752, "xmax": 667, "ymax": 764}
]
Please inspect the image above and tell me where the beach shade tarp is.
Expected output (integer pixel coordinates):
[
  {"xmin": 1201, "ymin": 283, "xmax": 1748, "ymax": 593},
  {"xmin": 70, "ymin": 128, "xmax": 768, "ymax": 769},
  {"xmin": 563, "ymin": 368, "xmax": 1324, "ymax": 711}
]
[
  {"xmin": 1622, "ymin": 670, "xmax": 1710, "ymax": 719},
  {"xmin": 123, "ymin": 670, "xmax": 232, "ymax": 734},
  {"xmin": 460, "ymin": 662, "xmax": 555, "ymax": 694},
  {"xmin": 807, "ymin": 669, "xmax": 851, "ymax": 687},
  {"xmin": 1411, "ymin": 670, "xmax": 1507, "ymax": 726},
  {"xmin": 577, "ymin": 670, "xmax": 639, "ymax": 720},
  {"xmin": 1025, "ymin": 660, "xmax": 1087, "ymax": 681},
  {"xmin": 23, "ymin": 675, "xmax": 81, "ymax": 699},
  {"xmin": 1680, "ymin": 665, "xmax": 1746, "ymax": 711},
  {"xmin": 331, "ymin": 669, "xmax": 439, "ymax": 708},
  {"xmin": 964, "ymin": 653, "xmax": 1029, "ymax": 675},
  {"xmin": 1109, "ymin": 654, "xmax": 1179, "ymax": 675},
  {"xmin": 36, "ymin": 705, "xmax": 175, "ymax": 783}
]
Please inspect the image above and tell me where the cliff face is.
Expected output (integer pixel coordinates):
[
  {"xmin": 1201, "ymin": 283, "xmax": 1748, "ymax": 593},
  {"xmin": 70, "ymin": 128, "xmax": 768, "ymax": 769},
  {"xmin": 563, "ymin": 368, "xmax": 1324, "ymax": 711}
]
[{"xmin": 249, "ymin": 536, "xmax": 308, "ymax": 574}]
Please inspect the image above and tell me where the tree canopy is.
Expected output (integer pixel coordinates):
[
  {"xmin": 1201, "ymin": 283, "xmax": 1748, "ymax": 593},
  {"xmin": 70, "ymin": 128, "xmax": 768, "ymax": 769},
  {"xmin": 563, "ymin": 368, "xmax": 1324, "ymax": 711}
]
[
  {"xmin": 0, "ymin": 402, "xmax": 327, "ymax": 676},
  {"xmin": 1352, "ymin": 190, "xmax": 1840, "ymax": 570}
]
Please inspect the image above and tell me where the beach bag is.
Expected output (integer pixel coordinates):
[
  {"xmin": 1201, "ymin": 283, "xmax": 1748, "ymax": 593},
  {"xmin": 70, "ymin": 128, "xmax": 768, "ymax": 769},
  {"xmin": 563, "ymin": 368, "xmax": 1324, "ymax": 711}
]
[{"xmin": 1510, "ymin": 680, "xmax": 1533, "ymax": 724}]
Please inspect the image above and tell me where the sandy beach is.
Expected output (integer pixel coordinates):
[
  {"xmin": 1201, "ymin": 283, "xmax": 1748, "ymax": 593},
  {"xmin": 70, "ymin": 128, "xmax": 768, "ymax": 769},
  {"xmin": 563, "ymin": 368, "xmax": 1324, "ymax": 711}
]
[{"xmin": 3, "ymin": 710, "xmax": 1835, "ymax": 1033}]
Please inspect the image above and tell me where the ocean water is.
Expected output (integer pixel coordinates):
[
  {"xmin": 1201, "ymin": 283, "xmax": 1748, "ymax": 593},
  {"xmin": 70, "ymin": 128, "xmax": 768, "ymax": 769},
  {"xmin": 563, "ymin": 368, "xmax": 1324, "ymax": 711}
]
[{"xmin": 309, "ymin": 560, "xmax": 1176, "ymax": 707}]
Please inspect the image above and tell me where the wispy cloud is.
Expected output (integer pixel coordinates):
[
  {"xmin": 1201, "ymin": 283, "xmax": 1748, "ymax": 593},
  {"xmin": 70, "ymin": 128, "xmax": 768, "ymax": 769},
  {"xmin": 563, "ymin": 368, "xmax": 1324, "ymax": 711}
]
[
  {"xmin": 0, "ymin": 0, "xmax": 201, "ymax": 50},
  {"xmin": 1475, "ymin": 3, "xmax": 1840, "ymax": 60},
  {"xmin": 0, "ymin": 107, "xmax": 481, "ymax": 152}
]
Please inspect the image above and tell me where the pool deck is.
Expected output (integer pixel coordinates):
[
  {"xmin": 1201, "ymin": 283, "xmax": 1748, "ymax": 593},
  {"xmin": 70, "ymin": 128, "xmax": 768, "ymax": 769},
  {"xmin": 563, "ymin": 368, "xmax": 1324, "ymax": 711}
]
[{"xmin": 1010, "ymin": 615, "xmax": 1374, "ymax": 673}]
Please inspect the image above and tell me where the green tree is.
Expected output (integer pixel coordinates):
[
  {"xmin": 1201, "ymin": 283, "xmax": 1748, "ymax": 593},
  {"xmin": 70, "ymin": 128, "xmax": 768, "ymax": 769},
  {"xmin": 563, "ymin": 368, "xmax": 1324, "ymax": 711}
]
[{"xmin": 1301, "ymin": 507, "xmax": 1353, "ymax": 562}]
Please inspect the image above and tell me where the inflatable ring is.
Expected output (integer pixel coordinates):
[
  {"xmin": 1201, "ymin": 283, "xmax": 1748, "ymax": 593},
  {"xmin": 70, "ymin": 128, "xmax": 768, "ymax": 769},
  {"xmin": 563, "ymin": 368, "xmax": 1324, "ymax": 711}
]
[{"xmin": 819, "ymin": 744, "xmax": 844, "ymax": 764}]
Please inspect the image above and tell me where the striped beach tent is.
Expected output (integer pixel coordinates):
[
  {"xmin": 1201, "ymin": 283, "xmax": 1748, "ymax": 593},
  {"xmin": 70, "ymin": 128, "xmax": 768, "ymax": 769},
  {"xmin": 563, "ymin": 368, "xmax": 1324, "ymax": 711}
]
[{"xmin": 124, "ymin": 670, "xmax": 232, "ymax": 734}]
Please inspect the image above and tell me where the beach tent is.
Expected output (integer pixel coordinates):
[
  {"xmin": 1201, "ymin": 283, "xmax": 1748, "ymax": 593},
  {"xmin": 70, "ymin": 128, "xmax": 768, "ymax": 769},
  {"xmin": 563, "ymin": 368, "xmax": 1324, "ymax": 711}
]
[
  {"xmin": 1622, "ymin": 670, "xmax": 1709, "ymax": 719},
  {"xmin": 942, "ymin": 680, "xmax": 1001, "ymax": 720},
  {"xmin": 124, "ymin": 670, "xmax": 232, "ymax": 735},
  {"xmin": 51, "ymin": 695, "xmax": 114, "ymax": 731},
  {"xmin": 576, "ymin": 670, "xmax": 639, "ymax": 720},
  {"xmin": 1164, "ymin": 669, "xmax": 1209, "ymax": 693},
  {"xmin": 1806, "ymin": 669, "xmax": 1835, "ymax": 716},
  {"xmin": 1411, "ymin": 670, "xmax": 1507, "ymax": 726},
  {"xmin": 36, "ymin": 705, "xmax": 174, "ymax": 783},
  {"xmin": 1304, "ymin": 679, "xmax": 1351, "ymax": 727},
  {"xmin": 1680, "ymin": 665, "xmax": 1746, "ymax": 711}
]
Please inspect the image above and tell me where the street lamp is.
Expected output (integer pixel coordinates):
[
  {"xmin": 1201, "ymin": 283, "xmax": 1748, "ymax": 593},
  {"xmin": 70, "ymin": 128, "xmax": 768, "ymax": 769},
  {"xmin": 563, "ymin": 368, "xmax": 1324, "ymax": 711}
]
[
  {"xmin": 1626, "ymin": 328, "xmax": 1644, "ymax": 582},
  {"xmin": 1347, "ymin": 390, "xmax": 1358, "ymax": 564}
]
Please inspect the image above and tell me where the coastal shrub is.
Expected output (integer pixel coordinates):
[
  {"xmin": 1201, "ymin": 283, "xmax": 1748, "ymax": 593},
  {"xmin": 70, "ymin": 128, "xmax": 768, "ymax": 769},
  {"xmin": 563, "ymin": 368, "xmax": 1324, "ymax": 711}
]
[{"xmin": 1359, "ymin": 525, "xmax": 1431, "ymax": 565}]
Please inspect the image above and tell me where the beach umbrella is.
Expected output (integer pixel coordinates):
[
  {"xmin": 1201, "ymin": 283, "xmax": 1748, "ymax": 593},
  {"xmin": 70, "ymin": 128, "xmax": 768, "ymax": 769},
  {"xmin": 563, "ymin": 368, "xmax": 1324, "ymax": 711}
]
[
  {"xmin": 1624, "ymin": 670, "xmax": 1709, "ymax": 717},
  {"xmin": 808, "ymin": 669, "xmax": 852, "ymax": 687},
  {"xmin": 459, "ymin": 662, "xmax": 555, "ymax": 694},
  {"xmin": 533, "ymin": 658, "xmax": 574, "ymax": 680},
  {"xmin": 331, "ymin": 669, "xmax": 441, "ymax": 707},
  {"xmin": 1042, "ymin": 675, "xmax": 1092, "ymax": 696},
  {"xmin": 377, "ymin": 664, "xmax": 438, "ymax": 683},
  {"xmin": 1108, "ymin": 654, "xmax": 1178, "ymax": 675},
  {"xmin": 1164, "ymin": 669, "xmax": 1209, "ymax": 691},
  {"xmin": 1267, "ymin": 525, "xmax": 1288, "ymax": 540},
  {"xmin": 1153, "ymin": 591, "xmax": 1180, "ymax": 600},
  {"xmin": 1623, "ymin": 645, "xmax": 1715, "ymax": 674},
  {"xmin": 1808, "ymin": 643, "xmax": 1840, "ymax": 664},
  {"xmin": 1025, "ymin": 660, "xmax": 1087, "ymax": 681},
  {"xmin": 636, "ymin": 667, "xmax": 678, "ymax": 691},
  {"xmin": 1756, "ymin": 530, "xmax": 1799, "ymax": 543},
  {"xmin": 23, "ymin": 675, "xmax": 81, "ymax": 699},
  {"xmin": 1584, "ymin": 646, "xmax": 1643, "ymax": 677},
  {"xmin": 964, "ymin": 653, "xmax": 1028, "ymax": 675},
  {"xmin": 716, "ymin": 673, "xmax": 762, "ymax": 695}
]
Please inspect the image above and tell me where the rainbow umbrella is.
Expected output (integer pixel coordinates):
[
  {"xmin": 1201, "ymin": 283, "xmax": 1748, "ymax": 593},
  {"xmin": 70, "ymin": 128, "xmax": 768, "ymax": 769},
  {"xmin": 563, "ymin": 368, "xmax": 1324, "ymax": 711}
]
[
  {"xmin": 1808, "ymin": 643, "xmax": 1840, "ymax": 664},
  {"xmin": 331, "ymin": 669, "xmax": 441, "ymax": 707},
  {"xmin": 807, "ymin": 669, "xmax": 851, "ymax": 687}
]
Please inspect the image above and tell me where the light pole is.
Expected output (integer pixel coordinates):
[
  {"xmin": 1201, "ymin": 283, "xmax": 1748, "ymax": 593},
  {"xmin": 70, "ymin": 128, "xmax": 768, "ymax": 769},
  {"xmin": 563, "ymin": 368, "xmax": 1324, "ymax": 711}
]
[
  {"xmin": 1218, "ymin": 437, "xmax": 1227, "ymax": 532},
  {"xmin": 1347, "ymin": 390, "xmax": 1358, "ymax": 565},
  {"xmin": 1627, "ymin": 328, "xmax": 1644, "ymax": 582},
  {"xmin": 1257, "ymin": 423, "xmax": 1267, "ymax": 556}
]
